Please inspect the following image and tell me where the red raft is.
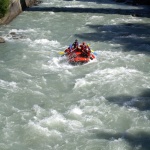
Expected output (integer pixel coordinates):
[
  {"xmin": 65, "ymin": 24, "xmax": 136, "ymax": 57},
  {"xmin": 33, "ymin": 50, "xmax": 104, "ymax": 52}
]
[{"xmin": 66, "ymin": 51, "xmax": 95, "ymax": 65}]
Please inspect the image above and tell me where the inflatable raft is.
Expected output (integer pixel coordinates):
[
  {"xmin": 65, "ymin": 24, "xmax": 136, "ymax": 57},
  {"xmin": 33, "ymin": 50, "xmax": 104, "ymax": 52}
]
[{"xmin": 67, "ymin": 51, "xmax": 95, "ymax": 65}]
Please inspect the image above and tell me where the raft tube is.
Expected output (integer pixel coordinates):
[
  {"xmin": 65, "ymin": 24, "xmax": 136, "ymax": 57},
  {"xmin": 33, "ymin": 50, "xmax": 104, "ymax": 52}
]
[{"xmin": 67, "ymin": 51, "xmax": 95, "ymax": 65}]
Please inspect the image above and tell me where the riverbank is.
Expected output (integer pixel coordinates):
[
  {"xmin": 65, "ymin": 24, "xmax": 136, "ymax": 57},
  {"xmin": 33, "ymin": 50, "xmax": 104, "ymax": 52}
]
[
  {"xmin": 0, "ymin": 0, "xmax": 150, "ymax": 149},
  {"xmin": 0, "ymin": 0, "xmax": 39, "ymax": 25},
  {"xmin": 0, "ymin": 0, "xmax": 40, "ymax": 42},
  {"xmin": 0, "ymin": 0, "xmax": 149, "ymax": 25}
]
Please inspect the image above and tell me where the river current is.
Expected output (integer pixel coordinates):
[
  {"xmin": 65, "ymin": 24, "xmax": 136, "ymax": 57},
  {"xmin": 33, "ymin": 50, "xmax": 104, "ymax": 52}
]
[{"xmin": 0, "ymin": 0, "xmax": 150, "ymax": 150}]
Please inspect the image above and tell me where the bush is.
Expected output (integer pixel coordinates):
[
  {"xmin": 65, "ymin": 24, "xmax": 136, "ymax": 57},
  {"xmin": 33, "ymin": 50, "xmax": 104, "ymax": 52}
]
[{"xmin": 0, "ymin": 0, "xmax": 10, "ymax": 18}]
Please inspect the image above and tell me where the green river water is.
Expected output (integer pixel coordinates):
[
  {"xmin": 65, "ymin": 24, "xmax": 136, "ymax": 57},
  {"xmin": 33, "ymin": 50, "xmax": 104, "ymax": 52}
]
[{"xmin": 0, "ymin": 0, "xmax": 150, "ymax": 150}]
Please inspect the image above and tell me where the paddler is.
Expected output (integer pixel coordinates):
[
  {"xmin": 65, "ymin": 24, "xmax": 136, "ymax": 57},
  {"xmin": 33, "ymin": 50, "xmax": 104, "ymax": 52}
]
[
  {"xmin": 78, "ymin": 42, "xmax": 91, "ymax": 58},
  {"xmin": 64, "ymin": 45, "xmax": 72, "ymax": 55},
  {"xmin": 72, "ymin": 39, "xmax": 79, "ymax": 50}
]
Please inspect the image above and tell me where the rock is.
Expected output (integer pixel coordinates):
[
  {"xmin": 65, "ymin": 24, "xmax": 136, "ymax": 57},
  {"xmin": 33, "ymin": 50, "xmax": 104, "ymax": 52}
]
[
  {"xmin": 25, "ymin": 0, "xmax": 37, "ymax": 7},
  {"xmin": 10, "ymin": 32, "xmax": 16, "ymax": 35},
  {"xmin": 34, "ymin": 0, "xmax": 42, "ymax": 6},
  {"xmin": 0, "ymin": 0, "xmax": 22, "ymax": 24},
  {"xmin": 8, "ymin": 31, "xmax": 26, "ymax": 39},
  {"xmin": 0, "ymin": 0, "xmax": 38, "ymax": 25},
  {"xmin": 0, "ymin": 37, "xmax": 5, "ymax": 43}
]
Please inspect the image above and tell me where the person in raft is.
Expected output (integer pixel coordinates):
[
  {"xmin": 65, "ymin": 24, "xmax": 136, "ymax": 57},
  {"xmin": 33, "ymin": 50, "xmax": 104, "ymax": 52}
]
[
  {"xmin": 64, "ymin": 39, "xmax": 79, "ymax": 54},
  {"xmin": 64, "ymin": 45, "xmax": 73, "ymax": 55},
  {"xmin": 72, "ymin": 39, "xmax": 79, "ymax": 50},
  {"xmin": 78, "ymin": 42, "xmax": 91, "ymax": 58}
]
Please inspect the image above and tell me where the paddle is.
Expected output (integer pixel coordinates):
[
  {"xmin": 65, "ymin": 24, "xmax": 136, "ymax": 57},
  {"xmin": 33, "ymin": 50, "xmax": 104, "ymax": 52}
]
[{"xmin": 58, "ymin": 51, "xmax": 65, "ymax": 55}]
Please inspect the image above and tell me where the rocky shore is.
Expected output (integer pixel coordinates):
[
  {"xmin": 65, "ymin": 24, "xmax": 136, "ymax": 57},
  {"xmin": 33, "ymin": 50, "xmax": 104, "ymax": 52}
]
[
  {"xmin": 0, "ymin": 0, "xmax": 39, "ymax": 25},
  {"xmin": 0, "ymin": 0, "xmax": 149, "ymax": 26},
  {"xmin": 0, "ymin": 0, "xmax": 149, "ymax": 43},
  {"xmin": 0, "ymin": 0, "xmax": 40, "ymax": 43}
]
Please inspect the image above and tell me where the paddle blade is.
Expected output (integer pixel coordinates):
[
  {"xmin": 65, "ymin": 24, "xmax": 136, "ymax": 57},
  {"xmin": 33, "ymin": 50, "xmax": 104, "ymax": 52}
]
[
  {"xmin": 93, "ymin": 52, "xmax": 98, "ymax": 56},
  {"xmin": 91, "ymin": 50, "xmax": 98, "ymax": 56},
  {"xmin": 58, "ymin": 51, "xmax": 65, "ymax": 55}
]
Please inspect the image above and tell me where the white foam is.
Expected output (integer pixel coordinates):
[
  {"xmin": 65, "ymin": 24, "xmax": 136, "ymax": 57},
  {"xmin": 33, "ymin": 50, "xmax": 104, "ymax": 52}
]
[
  {"xmin": 110, "ymin": 16, "xmax": 143, "ymax": 25},
  {"xmin": 89, "ymin": 16, "xmax": 104, "ymax": 21},
  {"xmin": 96, "ymin": 67, "xmax": 139, "ymax": 77},
  {"xmin": 69, "ymin": 107, "xmax": 83, "ymax": 116},
  {"xmin": 48, "ymin": 12, "xmax": 55, "ymax": 15},
  {"xmin": 34, "ymin": 39, "xmax": 51, "ymax": 45},
  {"xmin": 42, "ymin": 56, "xmax": 73, "ymax": 72},
  {"xmin": 0, "ymin": 79, "xmax": 18, "ymax": 92},
  {"xmin": 68, "ymin": 120, "xmax": 84, "ymax": 131},
  {"xmin": 73, "ymin": 78, "xmax": 92, "ymax": 89},
  {"xmin": 31, "ymin": 108, "xmax": 67, "ymax": 132},
  {"xmin": 40, "ymin": 112, "xmax": 67, "ymax": 128},
  {"xmin": 28, "ymin": 121, "xmax": 62, "ymax": 138},
  {"xmin": 32, "ymin": 90, "xmax": 45, "ymax": 96},
  {"xmin": 65, "ymin": 5, "xmax": 85, "ymax": 8},
  {"xmin": 126, "ymin": 127, "xmax": 150, "ymax": 134},
  {"xmin": 9, "ymin": 28, "xmax": 36, "ymax": 33},
  {"xmin": 30, "ymin": 39, "xmax": 61, "ymax": 50},
  {"xmin": 30, "ymin": 106, "xmax": 85, "ymax": 134},
  {"xmin": 77, "ymin": 65, "xmax": 139, "ymax": 82},
  {"xmin": 42, "ymin": 2, "xmax": 52, "ymax": 5}
]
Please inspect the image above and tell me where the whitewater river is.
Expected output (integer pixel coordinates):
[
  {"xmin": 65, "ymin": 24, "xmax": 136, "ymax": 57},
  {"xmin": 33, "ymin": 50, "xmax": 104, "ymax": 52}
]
[{"xmin": 0, "ymin": 0, "xmax": 150, "ymax": 149}]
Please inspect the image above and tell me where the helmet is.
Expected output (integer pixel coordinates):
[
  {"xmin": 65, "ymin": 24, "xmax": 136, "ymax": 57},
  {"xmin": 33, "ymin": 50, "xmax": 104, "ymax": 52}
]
[
  {"xmin": 75, "ymin": 39, "xmax": 78, "ymax": 42},
  {"xmin": 82, "ymin": 42, "xmax": 86, "ymax": 45}
]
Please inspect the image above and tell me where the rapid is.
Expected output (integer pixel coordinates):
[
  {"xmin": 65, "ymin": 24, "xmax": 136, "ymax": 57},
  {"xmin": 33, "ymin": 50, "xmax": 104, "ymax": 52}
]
[{"xmin": 0, "ymin": 0, "xmax": 150, "ymax": 150}]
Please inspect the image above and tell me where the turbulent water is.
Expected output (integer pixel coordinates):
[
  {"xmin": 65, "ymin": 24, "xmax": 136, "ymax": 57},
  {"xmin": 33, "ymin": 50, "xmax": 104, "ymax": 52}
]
[{"xmin": 0, "ymin": 0, "xmax": 150, "ymax": 150}]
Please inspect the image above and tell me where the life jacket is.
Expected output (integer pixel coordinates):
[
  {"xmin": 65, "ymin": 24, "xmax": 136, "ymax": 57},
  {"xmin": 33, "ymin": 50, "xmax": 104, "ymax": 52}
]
[
  {"xmin": 72, "ymin": 41, "xmax": 79, "ymax": 49},
  {"xmin": 86, "ymin": 45, "xmax": 91, "ymax": 57},
  {"xmin": 80, "ymin": 44, "xmax": 92, "ymax": 57},
  {"xmin": 65, "ymin": 47, "xmax": 72, "ymax": 55}
]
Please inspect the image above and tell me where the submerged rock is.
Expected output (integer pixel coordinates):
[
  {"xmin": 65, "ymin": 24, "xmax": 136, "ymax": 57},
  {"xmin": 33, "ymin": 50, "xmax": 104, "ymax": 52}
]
[
  {"xmin": 8, "ymin": 32, "xmax": 25, "ymax": 39},
  {"xmin": 0, "ymin": 37, "xmax": 5, "ymax": 43}
]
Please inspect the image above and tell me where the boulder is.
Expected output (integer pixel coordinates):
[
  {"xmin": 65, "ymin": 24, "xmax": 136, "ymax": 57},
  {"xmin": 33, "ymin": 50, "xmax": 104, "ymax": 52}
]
[
  {"xmin": 0, "ymin": 0, "xmax": 22, "ymax": 24},
  {"xmin": 25, "ymin": 0, "xmax": 37, "ymax": 7},
  {"xmin": 0, "ymin": 0, "xmax": 38, "ymax": 25},
  {"xmin": 0, "ymin": 37, "xmax": 5, "ymax": 43}
]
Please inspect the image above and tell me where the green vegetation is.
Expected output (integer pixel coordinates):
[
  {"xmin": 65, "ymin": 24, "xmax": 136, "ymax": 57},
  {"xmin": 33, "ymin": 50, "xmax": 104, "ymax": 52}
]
[{"xmin": 0, "ymin": 0, "xmax": 10, "ymax": 18}]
